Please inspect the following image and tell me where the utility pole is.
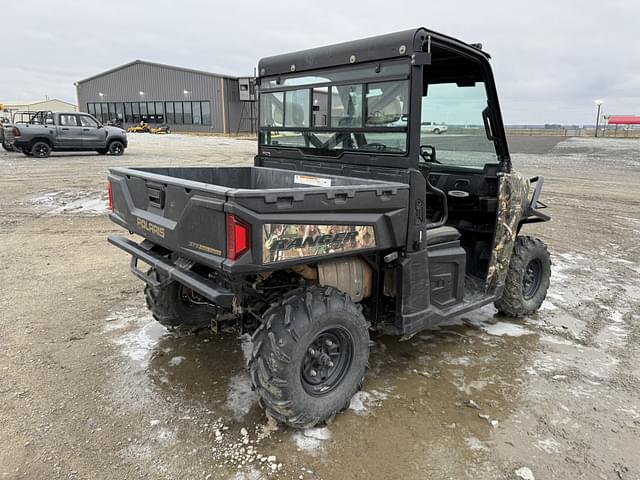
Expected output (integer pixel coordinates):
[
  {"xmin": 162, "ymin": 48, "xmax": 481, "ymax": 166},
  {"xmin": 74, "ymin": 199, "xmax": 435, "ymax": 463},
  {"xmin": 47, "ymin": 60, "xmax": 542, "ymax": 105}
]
[{"xmin": 594, "ymin": 99, "xmax": 603, "ymax": 137}]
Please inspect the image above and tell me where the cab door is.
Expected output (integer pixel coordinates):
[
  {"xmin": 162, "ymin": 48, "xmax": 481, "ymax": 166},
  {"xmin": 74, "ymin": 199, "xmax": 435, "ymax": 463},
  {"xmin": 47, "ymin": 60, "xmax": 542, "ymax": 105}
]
[
  {"xmin": 79, "ymin": 114, "xmax": 107, "ymax": 148},
  {"xmin": 56, "ymin": 114, "xmax": 83, "ymax": 146}
]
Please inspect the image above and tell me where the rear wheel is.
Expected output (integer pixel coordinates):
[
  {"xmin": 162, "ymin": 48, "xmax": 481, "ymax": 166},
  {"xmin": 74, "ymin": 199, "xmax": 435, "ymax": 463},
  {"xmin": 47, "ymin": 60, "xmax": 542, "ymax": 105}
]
[
  {"xmin": 108, "ymin": 140, "xmax": 125, "ymax": 155},
  {"xmin": 250, "ymin": 286, "xmax": 370, "ymax": 428},
  {"xmin": 31, "ymin": 141, "xmax": 51, "ymax": 158},
  {"xmin": 2, "ymin": 141, "xmax": 12, "ymax": 152},
  {"xmin": 144, "ymin": 269, "xmax": 215, "ymax": 329},
  {"xmin": 495, "ymin": 236, "xmax": 551, "ymax": 317}
]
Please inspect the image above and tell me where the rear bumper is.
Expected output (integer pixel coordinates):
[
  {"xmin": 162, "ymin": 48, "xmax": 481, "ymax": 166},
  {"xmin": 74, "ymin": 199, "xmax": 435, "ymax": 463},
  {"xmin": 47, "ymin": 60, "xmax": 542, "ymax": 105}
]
[{"xmin": 108, "ymin": 235, "xmax": 235, "ymax": 308}]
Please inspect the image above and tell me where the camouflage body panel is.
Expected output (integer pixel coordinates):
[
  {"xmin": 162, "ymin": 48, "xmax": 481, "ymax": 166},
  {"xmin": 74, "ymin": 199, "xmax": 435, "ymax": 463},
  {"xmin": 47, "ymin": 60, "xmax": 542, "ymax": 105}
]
[
  {"xmin": 485, "ymin": 172, "xmax": 530, "ymax": 290},
  {"xmin": 263, "ymin": 224, "xmax": 376, "ymax": 264}
]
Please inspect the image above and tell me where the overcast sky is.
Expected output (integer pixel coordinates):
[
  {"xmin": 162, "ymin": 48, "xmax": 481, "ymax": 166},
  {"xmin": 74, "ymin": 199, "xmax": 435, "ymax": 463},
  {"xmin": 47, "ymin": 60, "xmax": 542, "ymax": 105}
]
[{"xmin": 2, "ymin": 0, "xmax": 638, "ymax": 124}]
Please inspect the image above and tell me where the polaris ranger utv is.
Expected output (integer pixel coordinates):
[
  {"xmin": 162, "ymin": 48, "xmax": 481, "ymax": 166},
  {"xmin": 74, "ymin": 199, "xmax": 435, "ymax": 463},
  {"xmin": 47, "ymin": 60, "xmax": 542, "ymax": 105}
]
[{"xmin": 108, "ymin": 28, "xmax": 551, "ymax": 428}]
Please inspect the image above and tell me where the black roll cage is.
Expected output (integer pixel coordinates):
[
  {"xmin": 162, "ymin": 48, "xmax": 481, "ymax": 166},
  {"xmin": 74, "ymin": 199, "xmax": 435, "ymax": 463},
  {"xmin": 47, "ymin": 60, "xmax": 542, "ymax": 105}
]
[{"xmin": 256, "ymin": 28, "xmax": 511, "ymax": 172}]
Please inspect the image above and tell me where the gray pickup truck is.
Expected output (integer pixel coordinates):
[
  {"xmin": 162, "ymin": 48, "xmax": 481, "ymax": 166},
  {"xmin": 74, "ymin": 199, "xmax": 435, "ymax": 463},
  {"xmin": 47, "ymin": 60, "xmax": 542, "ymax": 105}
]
[{"xmin": 3, "ymin": 111, "xmax": 127, "ymax": 158}]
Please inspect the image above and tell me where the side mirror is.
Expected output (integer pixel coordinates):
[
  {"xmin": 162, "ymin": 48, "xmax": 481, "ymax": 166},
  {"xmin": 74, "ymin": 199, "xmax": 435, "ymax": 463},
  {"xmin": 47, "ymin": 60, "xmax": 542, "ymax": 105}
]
[
  {"xmin": 420, "ymin": 145, "xmax": 436, "ymax": 163},
  {"xmin": 97, "ymin": 124, "xmax": 103, "ymax": 129}
]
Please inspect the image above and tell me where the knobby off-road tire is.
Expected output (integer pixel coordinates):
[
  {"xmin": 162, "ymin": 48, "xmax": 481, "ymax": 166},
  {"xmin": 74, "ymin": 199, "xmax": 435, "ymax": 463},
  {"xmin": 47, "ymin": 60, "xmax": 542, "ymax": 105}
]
[
  {"xmin": 250, "ymin": 286, "xmax": 370, "ymax": 429},
  {"xmin": 144, "ymin": 269, "xmax": 214, "ymax": 329},
  {"xmin": 495, "ymin": 235, "xmax": 551, "ymax": 317}
]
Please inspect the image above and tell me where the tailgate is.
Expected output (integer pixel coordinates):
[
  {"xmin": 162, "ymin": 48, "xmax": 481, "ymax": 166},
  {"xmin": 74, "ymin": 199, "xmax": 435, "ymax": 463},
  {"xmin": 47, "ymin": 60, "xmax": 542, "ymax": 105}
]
[{"xmin": 108, "ymin": 167, "xmax": 230, "ymax": 267}]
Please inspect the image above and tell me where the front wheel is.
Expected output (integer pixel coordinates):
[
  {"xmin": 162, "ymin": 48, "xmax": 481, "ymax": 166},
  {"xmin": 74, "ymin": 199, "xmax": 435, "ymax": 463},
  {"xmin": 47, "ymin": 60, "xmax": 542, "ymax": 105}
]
[
  {"xmin": 2, "ymin": 141, "xmax": 12, "ymax": 152},
  {"xmin": 108, "ymin": 140, "xmax": 125, "ymax": 156},
  {"xmin": 250, "ymin": 286, "xmax": 370, "ymax": 429},
  {"xmin": 433, "ymin": 128, "xmax": 441, "ymax": 134},
  {"xmin": 495, "ymin": 236, "xmax": 551, "ymax": 317}
]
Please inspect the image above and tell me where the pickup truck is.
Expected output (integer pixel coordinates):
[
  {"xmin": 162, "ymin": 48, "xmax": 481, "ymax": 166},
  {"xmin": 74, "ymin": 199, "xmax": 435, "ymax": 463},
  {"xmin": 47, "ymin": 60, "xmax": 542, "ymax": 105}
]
[
  {"xmin": 108, "ymin": 28, "xmax": 551, "ymax": 428},
  {"xmin": 4, "ymin": 111, "xmax": 127, "ymax": 158}
]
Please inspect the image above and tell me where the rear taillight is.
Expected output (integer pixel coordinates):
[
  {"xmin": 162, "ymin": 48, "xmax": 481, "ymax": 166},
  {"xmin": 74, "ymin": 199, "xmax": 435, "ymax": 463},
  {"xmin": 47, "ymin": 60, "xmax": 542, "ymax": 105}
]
[
  {"xmin": 107, "ymin": 181, "xmax": 113, "ymax": 210},
  {"xmin": 226, "ymin": 214, "xmax": 250, "ymax": 260},
  {"xmin": 12, "ymin": 127, "xmax": 21, "ymax": 137}
]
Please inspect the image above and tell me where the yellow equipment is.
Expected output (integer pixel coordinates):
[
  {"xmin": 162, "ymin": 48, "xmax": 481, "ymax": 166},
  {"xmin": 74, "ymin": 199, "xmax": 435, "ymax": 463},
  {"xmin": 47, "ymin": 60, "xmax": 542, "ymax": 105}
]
[
  {"xmin": 127, "ymin": 121, "xmax": 150, "ymax": 133},
  {"xmin": 150, "ymin": 124, "xmax": 171, "ymax": 134}
]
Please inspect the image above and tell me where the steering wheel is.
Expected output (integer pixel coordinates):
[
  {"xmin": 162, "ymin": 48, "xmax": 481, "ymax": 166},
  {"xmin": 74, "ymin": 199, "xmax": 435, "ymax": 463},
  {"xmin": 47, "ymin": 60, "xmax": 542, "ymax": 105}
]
[{"xmin": 362, "ymin": 142, "xmax": 387, "ymax": 151}]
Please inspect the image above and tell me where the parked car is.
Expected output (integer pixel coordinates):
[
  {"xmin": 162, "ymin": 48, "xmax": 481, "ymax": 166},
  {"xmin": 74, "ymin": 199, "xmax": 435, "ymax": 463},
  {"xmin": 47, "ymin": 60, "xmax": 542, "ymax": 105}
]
[
  {"xmin": 421, "ymin": 121, "xmax": 448, "ymax": 134},
  {"xmin": 0, "ymin": 117, "xmax": 11, "ymax": 151},
  {"xmin": 4, "ymin": 111, "xmax": 127, "ymax": 158}
]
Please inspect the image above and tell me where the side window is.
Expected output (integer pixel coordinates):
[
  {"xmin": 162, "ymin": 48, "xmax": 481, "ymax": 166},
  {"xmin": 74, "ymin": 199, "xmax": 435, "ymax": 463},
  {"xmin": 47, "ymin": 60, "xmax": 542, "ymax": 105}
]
[
  {"xmin": 330, "ymin": 84, "xmax": 362, "ymax": 127},
  {"xmin": 421, "ymin": 82, "xmax": 496, "ymax": 167},
  {"xmin": 284, "ymin": 89, "xmax": 309, "ymax": 128},
  {"xmin": 59, "ymin": 114, "xmax": 78, "ymax": 126},
  {"xmin": 260, "ymin": 92, "xmax": 284, "ymax": 127},
  {"xmin": 365, "ymin": 81, "xmax": 408, "ymax": 126},
  {"xmin": 312, "ymin": 87, "xmax": 328, "ymax": 127},
  {"xmin": 79, "ymin": 115, "xmax": 99, "ymax": 128}
]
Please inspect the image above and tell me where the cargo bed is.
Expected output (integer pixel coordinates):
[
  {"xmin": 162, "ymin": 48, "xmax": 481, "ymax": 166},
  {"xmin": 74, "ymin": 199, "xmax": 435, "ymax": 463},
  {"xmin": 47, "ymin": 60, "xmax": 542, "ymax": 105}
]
[{"xmin": 108, "ymin": 166, "xmax": 410, "ymax": 273}]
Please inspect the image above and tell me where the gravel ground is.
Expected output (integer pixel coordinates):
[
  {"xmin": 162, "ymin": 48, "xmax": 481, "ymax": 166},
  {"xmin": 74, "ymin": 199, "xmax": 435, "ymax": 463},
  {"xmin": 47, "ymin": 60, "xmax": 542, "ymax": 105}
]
[{"xmin": 0, "ymin": 134, "xmax": 639, "ymax": 480}]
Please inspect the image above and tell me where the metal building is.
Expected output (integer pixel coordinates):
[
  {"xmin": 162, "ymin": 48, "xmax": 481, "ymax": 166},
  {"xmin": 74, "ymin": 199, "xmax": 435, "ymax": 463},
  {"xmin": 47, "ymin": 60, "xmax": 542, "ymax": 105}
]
[
  {"xmin": 75, "ymin": 60, "xmax": 255, "ymax": 134},
  {"xmin": 1, "ymin": 99, "xmax": 77, "ymax": 121}
]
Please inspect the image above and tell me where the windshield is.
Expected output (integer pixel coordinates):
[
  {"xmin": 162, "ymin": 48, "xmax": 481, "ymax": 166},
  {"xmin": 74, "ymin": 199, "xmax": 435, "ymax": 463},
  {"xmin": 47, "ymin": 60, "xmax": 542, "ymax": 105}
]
[
  {"xmin": 420, "ymin": 82, "xmax": 497, "ymax": 168},
  {"xmin": 259, "ymin": 61, "xmax": 410, "ymax": 155}
]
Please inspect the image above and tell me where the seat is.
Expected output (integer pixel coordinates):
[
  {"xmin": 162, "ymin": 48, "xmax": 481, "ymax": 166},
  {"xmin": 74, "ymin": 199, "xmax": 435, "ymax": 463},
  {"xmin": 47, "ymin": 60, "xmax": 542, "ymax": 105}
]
[{"xmin": 426, "ymin": 225, "xmax": 460, "ymax": 246}]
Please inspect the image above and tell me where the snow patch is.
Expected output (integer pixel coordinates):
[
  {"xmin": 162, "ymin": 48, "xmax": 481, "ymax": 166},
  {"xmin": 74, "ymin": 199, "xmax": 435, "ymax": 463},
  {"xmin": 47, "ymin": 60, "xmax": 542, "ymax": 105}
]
[
  {"xmin": 292, "ymin": 427, "xmax": 332, "ymax": 452},
  {"xmin": 465, "ymin": 436, "xmax": 489, "ymax": 450},
  {"xmin": 31, "ymin": 190, "xmax": 108, "ymax": 216},
  {"xmin": 348, "ymin": 389, "xmax": 388, "ymax": 415},
  {"xmin": 536, "ymin": 437, "xmax": 561, "ymax": 454},
  {"xmin": 225, "ymin": 372, "xmax": 258, "ymax": 420},
  {"xmin": 168, "ymin": 356, "xmax": 186, "ymax": 367},
  {"xmin": 113, "ymin": 321, "xmax": 167, "ymax": 367}
]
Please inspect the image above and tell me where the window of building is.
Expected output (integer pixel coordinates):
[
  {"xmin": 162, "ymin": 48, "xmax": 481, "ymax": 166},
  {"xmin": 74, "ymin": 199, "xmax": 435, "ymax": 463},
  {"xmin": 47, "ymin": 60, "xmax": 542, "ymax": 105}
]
[
  {"xmin": 139, "ymin": 102, "xmax": 148, "ymax": 121},
  {"xmin": 155, "ymin": 102, "xmax": 164, "ymax": 123},
  {"xmin": 183, "ymin": 102, "xmax": 192, "ymax": 124},
  {"xmin": 174, "ymin": 102, "xmax": 183, "ymax": 124},
  {"xmin": 201, "ymin": 101, "xmax": 211, "ymax": 125},
  {"xmin": 125, "ymin": 103, "xmax": 133, "ymax": 123},
  {"xmin": 132, "ymin": 102, "xmax": 140, "ymax": 123},
  {"xmin": 108, "ymin": 103, "xmax": 116, "ymax": 121},
  {"xmin": 166, "ymin": 102, "xmax": 175, "ymax": 123},
  {"xmin": 192, "ymin": 102, "xmax": 202, "ymax": 125}
]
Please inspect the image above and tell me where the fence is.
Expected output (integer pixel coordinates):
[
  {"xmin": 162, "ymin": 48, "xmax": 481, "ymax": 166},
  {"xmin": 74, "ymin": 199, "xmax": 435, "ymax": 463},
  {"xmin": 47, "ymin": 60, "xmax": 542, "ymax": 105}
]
[{"xmin": 506, "ymin": 127, "xmax": 640, "ymax": 138}]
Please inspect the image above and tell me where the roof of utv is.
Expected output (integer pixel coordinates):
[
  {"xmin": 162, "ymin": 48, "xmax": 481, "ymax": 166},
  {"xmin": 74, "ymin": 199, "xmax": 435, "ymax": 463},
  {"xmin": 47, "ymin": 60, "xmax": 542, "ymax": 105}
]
[{"xmin": 258, "ymin": 27, "xmax": 490, "ymax": 77}]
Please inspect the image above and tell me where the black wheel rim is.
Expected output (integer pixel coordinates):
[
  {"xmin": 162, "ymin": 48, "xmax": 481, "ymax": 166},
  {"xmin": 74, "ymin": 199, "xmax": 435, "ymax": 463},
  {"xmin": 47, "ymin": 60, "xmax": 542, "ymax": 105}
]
[
  {"xmin": 522, "ymin": 258, "xmax": 543, "ymax": 300},
  {"xmin": 110, "ymin": 142, "xmax": 123, "ymax": 155},
  {"xmin": 34, "ymin": 144, "xmax": 49, "ymax": 157},
  {"xmin": 301, "ymin": 327, "xmax": 354, "ymax": 396}
]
